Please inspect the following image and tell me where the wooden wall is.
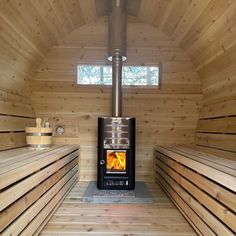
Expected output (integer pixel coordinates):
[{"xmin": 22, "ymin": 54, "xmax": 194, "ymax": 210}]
[
  {"xmin": 0, "ymin": 3, "xmax": 37, "ymax": 150},
  {"xmin": 180, "ymin": 2, "xmax": 236, "ymax": 153},
  {"xmin": 32, "ymin": 17, "xmax": 202, "ymax": 181}
]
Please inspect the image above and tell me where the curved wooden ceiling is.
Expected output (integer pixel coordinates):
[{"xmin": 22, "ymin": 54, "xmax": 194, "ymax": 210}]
[
  {"xmin": 0, "ymin": 0, "xmax": 234, "ymax": 52},
  {"xmin": 0, "ymin": 0, "xmax": 235, "ymax": 76}
]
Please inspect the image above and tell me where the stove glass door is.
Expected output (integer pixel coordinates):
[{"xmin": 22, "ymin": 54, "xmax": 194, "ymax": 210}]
[{"xmin": 106, "ymin": 150, "xmax": 127, "ymax": 174}]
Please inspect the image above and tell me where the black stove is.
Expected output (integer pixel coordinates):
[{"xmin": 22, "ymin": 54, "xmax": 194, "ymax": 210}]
[{"xmin": 97, "ymin": 117, "xmax": 135, "ymax": 190}]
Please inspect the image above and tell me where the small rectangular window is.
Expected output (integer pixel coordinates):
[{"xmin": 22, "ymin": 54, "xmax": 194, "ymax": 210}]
[{"xmin": 77, "ymin": 65, "xmax": 160, "ymax": 86}]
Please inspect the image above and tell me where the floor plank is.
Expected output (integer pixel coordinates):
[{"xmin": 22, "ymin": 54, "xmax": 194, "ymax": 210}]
[{"xmin": 39, "ymin": 181, "xmax": 197, "ymax": 236}]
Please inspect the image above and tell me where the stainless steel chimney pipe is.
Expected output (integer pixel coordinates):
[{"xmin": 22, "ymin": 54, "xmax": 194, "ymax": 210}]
[
  {"xmin": 112, "ymin": 55, "xmax": 123, "ymax": 117},
  {"xmin": 108, "ymin": 0, "xmax": 127, "ymax": 117}
]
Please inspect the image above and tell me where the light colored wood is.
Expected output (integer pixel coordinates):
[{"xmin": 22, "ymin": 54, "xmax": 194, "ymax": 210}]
[
  {"xmin": 0, "ymin": 159, "xmax": 78, "ymax": 232},
  {"xmin": 39, "ymin": 181, "xmax": 196, "ymax": 236},
  {"xmin": 0, "ymin": 145, "xmax": 77, "ymax": 190},
  {"xmin": 185, "ymin": 144, "xmax": 236, "ymax": 160},
  {"xmin": 156, "ymin": 159, "xmax": 236, "ymax": 232},
  {"xmin": 0, "ymin": 132, "xmax": 26, "ymax": 151},
  {"xmin": 199, "ymin": 99, "xmax": 236, "ymax": 119},
  {"xmin": 22, "ymin": 179, "xmax": 76, "ymax": 236},
  {"xmin": 171, "ymin": 0, "xmax": 211, "ymax": 44},
  {"xmin": 195, "ymin": 133, "xmax": 236, "ymax": 153},
  {"xmin": 155, "ymin": 146, "xmax": 236, "ymax": 235},
  {"xmin": 198, "ymin": 117, "xmax": 236, "ymax": 133},
  {"xmin": 170, "ymin": 145, "xmax": 236, "ymax": 169},
  {"xmin": 156, "ymin": 175, "xmax": 215, "ymax": 236},
  {"xmin": 78, "ymin": 0, "xmax": 97, "ymax": 24},
  {"xmin": 180, "ymin": 0, "xmax": 232, "ymax": 50},
  {"xmin": 155, "ymin": 146, "xmax": 236, "ymax": 192},
  {"xmin": 0, "ymin": 149, "xmax": 79, "ymax": 211},
  {"xmin": 3, "ymin": 169, "xmax": 77, "ymax": 236},
  {"xmin": 0, "ymin": 115, "xmax": 35, "ymax": 132},
  {"xmin": 156, "ymin": 151, "xmax": 236, "ymax": 213},
  {"xmin": 0, "ymin": 145, "xmax": 79, "ymax": 235},
  {"xmin": 32, "ymin": 17, "xmax": 201, "ymax": 181}
]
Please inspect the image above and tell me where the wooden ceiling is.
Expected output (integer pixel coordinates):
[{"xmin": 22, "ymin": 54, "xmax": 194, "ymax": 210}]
[{"xmin": 0, "ymin": 0, "xmax": 235, "ymax": 71}]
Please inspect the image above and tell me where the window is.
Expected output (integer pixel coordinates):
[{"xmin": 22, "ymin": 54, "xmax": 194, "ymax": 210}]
[{"xmin": 77, "ymin": 65, "xmax": 160, "ymax": 86}]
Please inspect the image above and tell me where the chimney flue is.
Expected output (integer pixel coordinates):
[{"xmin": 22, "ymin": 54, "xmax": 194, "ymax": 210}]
[{"xmin": 108, "ymin": 0, "xmax": 127, "ymax": 117}]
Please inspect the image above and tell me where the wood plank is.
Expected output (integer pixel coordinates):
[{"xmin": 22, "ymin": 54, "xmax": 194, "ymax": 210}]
[
  {"xmin": 156, "ymin": 159, "xmax": 236, "ymax": 232},
  {"xmin": 20, "ymin": 177, "xmax": 76, "ymax": 236},
  {"xmin": 170, "ymin": 146, "xmax": 236, "ymax": 170},
  {"xmin": 2, "ymin": 168, "xmax": 78, "ymax": 235},
  {"xmin": 186, "ymin": 144, "xmax": 236, "ymax": 161},
  {"xmin": 0, "ymin": 115, "xmax": 35, "ymax": 132},
  {"xmin": 201, "ymin": 76, "xmax": 236, "ymax": 106},
  {"xmin": 200, "ymin": 99, "xmax": 236, "ymax": 119},
  {"xmin": 156, "ymin": 176, "xmax": 215, "ymax": 236},
  {"xmin": 0, "ymin": 145, "xmax": 77, "ymax": 190},
  {"xmin": 39, "ymin": 181, "xmax": 196, "ymax": 235},
  {"xmin": 155, "ymin": 151, "xmax": 236, "ymax": 213},
  {"xmin": 0, "ymin": 150, "xmax": 78, "ymax": 211},
  {"xmin": 0, "ymin": 146, "xmax": 67, "ymax": 173},
  {"xmin": 189, "ymin": 3, "xmax": 236, "ymax": 69},
  {"xmin": 195, "ymin": 133, "xmax": 236, "ymax": 153},
  {"xmin": 0, "ymin": 132, "xmax": 26, "ymax": 151},
  {"xmin": 0, "ymin": 159, "xmax": 78, "ymax": 232},
  {"xmin": 0, "ymin": 14, "xmax": 42, "ymax": 62},
  {"xmin": 171, "ymin": 0, "xmax": 211, "ymax": 44},
  {"xmin": 161, "ymin": 0, "xmax": 192, "ymax": 37},
  {"xmin": 78, "ymin": 0, "xmax": 96, "ymax": 24},
  {"xmin": 0, "ymin": 100, "xmax": 35, "ymax": 118},
  {"xmin": 180, "ymin": 0, "xmax": 232, "ymax": 50},
  {"xmin": 165, "ymin": 146, "xmax": 236, "ymax": 176},
  {"xmin": 198, "ymin": 117, "xmax": 236, "ymax": 133},
  {"xmin": 0, "ymin": 1, "xmax": 46, "ymax": 55},
  {"xmin": 155, "ymin": 146, "xmax": 236, "ymax": 192},
  {"xmin": 198, "ymin": 43, "xmax": 236, "ymax": 80},
  {"xmin": 156, "ymin": 168, "xmax": 234, "ymax": 236},
  {"xmin": 0, "ymin": 146, "xmax": 58, "ymax": 166}
]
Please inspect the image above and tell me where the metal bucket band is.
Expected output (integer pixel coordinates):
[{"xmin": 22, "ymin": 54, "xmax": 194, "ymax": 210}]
[
  {"xmin": 27, "ymin": 144, "xmax": 52, "ymax": 148},
  {"xmin": 26, "ymin": 132, "xmax": 52, "ymax": 136}
]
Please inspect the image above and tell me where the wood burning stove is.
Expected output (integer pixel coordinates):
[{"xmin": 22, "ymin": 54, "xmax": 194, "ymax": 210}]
[
  {"xmin": 97, "ymin": 0, "xmax": 135, "ymax": 190},
  {"xmin": 97, "ymin": 117, "xmax": 135, "ymax": 189}
]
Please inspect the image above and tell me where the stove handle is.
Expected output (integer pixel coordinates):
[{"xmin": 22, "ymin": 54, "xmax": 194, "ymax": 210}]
[{"xmin": 100, "ymin": 160, "xmax": 105, "ymax": 165}]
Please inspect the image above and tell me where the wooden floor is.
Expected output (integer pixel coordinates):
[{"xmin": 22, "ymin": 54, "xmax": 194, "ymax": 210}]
[{"xmin": 39, "ymin": 181, "xmax": 196, "ymax": 236}]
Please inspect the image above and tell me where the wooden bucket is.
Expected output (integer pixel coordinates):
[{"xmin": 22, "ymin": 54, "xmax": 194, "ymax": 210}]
[{"xmin": 25, "ymin": 118, "xmax": 52, "ymax": 148}]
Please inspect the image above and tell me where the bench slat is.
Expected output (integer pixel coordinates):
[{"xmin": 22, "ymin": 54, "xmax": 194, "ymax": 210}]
[
  {"xmin": 166, "ymin": 146, "xmax": 236, "ymax": 176},
  {"xmin": 0, "ymin": 145, "xmax": 79, "ymax": 236},
  {"xmin": 0, "ymin": 145, "xmax": 78, "ymax": 190},
  {"xmin": 156, "ymin": 146, "xmax": 236, "ymax": 192},
  {"xmin": 2, "ymin": 168, "xmax": 78, "ymax": 235},
  {"xmin": 20, "ymin": 177, "xmax": 76, "ymax": 236},
  {"xmin": 156, "ymin": 152, "xmax": 236, "ymax": 213},
  {"xmin": 0, "ymin": 150, "xmax": 79, "ymax": 211},
  {"xmin": 155, "ymin": 145, "xmax": 236, "ymax": 235},
  {"xmin": 156, "ymin": 159, "xmax": 236, "ymax": 232},
  {"xmin": 156, "ymin": 167, "xmax": 234, "ymax": 236},
  {"xmin": 156, "ymin": 175, "xmax": 215, "ymax": 236},
  {"xmin": 0, "ymin": 158, "xmax": 78, "ymax": 232}
]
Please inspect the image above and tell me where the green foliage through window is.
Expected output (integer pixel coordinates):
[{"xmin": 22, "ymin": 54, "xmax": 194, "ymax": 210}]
[{"xmin": 77, "ymin": 65, "xmax": 159, "ymax": 86}]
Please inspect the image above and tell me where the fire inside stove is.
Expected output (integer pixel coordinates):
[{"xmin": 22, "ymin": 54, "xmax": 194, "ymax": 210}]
[{"xmin": 106, "ymin": 150, "xmax": 126, "ymax": 173}]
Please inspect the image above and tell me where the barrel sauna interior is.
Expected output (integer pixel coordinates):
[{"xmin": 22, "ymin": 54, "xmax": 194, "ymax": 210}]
[{"xmin": 0, "ymin": 1, "xmax": 235, "ymax": 235}]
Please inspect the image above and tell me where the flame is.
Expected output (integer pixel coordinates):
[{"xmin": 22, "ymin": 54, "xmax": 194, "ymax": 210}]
[{"xmin": 107, "ymin": 151, "xmax": 126, "ymax": 171}]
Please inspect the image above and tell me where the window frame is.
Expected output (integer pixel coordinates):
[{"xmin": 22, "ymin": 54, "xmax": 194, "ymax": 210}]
[{"xmin": 75, "ymin": 63, "xmax": 162, "ymax": 89}]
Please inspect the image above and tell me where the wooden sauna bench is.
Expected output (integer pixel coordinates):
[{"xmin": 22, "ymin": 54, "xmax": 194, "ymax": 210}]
[
  {"xmin": 0, "ymin": 145, "xmax": 79, "ymax": 236},
  {"xmin": 155, "ymin": 145, "xmax": 236, "ymax": 236}
]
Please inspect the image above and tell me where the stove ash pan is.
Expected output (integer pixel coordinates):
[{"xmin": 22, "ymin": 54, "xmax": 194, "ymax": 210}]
[{"xmin": 97, "ymin": 117, "xmax": 135, "ymax": 190}]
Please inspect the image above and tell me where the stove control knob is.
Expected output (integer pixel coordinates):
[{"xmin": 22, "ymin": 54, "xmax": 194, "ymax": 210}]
[{"xmin": 100, "ymin": 160, "xmax": 105, "ymax": 165}]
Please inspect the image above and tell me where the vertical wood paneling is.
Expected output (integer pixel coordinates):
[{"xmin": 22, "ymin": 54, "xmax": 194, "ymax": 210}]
[{"xmin": 32, "ymin": 17, "xmax": 202, "ymax": 181}]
